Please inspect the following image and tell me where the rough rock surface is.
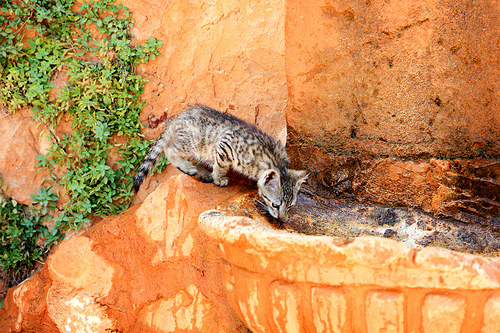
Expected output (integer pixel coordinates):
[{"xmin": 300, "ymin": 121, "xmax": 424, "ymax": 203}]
[
  {"xmin": 353, "ymin": 158, "xmax": 500, "ymax": 227},
  {"xmin": 199, "ymin": 211, "xmax": 500, "ymax": 333},
  {"xmin": 0, "ymin": 175, "xmax": 250, "ymax": 333},
  {"xmin": 120, "ymin": 0, "xmax": 288, "ymax": 144},
  {"xmin": 289, "ymin": 137, "xmax": 500, "ymax": 228},
  {"xmin": 0, "ymin": 107, "xmax": 49, "ymax": 205},
  {"xmin": 286, "ymin": 0, "xmax": 500, "ymax": 158}
]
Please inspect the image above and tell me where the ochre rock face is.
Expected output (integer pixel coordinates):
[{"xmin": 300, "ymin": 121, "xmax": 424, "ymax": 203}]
[
  {"xmin": 1, "ymin": 0, "xmax": 498, "ymax": 209},
  {"xmin": 286, "ymin": 0, "xmax": 500, "ymax": 158},
  {"xmin": 0, "ymin": 108, "xmax": 49, "ymax": 205},
  {"xmin": 120, "ymin": 0, "xmax": 288, "ymax": 144},
  {"xmin": 352, "ymin": 158, "xmax": 500, "ymax": 226},
  {"xmin": 0, "ymin": 175, "xmax": 250, "ymax": 333}
]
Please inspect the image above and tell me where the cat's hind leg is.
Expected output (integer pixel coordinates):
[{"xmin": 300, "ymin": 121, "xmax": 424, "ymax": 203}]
[
  {"xmin": 165, "ymin": 147, "xmax": 198, "ymax": 176},
  {"xmin": 166, "ymin": 148, "xmax": 214, "ymax": 183}
]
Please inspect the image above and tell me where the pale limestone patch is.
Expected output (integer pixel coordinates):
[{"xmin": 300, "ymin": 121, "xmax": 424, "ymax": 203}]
[
  {"xmin": 365, "ymin": 291, "xmax": 405, "ymax": 333},
  {"xmin": 312, "ymin": 287, "xmax": 347, "ymax": 333},
  {"xmin": 135, "ymin": 176, "xmax": 199, "ymax": 263},
  {"xmin": 139, "ymin": 284, "xmax": 215, "ymax": 333},
  {"xmin": 181, "ymin": 234, "xmax": 195, "ymax": 256},
  {"xmin": 237, "ymin": 284, "xmax": 266, "ymax": 333},
  {"xmin": 482, "ymin": 294, "xmax": 500, "ymax": 333},
  {"xmin": 270, "ymin": 282, "xmax": 301, "ymax": 333},
  {"xmin": 134, "ymin": 182, "xmax": 169, "ymax": 243},
  {"xmin": 58, "ymin": 295, "xmax": 114, "ymax": 333},
  {"xmin": 45, "ymin": 236, "xmax": 117, "ymax": 332},
  {"xmin": 47, "ymin": 236, "xmax": 114, "ymax": 295},
  {"xmin": 422, "ymin": 294, "xmax": 466, "ymax": 333}
]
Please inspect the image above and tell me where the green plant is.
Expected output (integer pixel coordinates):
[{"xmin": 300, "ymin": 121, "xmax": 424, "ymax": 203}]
[
  {"xmin": 0, "ymin": 0, "xmax": 167, "ymax": 272},
  {"xmin": 29, "ymin": 186, "xmax": 58, "ymax": 215},
  {"xmin": 0, "ymin": 186, "xmax": 60, "ymax": 272}
]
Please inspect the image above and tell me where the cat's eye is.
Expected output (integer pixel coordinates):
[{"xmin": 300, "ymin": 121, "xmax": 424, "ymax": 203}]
[{"xmin": 272, "ymin": 203, "xmax": 280, "ymax": 209}]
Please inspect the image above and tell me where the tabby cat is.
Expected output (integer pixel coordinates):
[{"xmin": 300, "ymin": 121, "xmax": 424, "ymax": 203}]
[{"xmin": 134, "ymin": 105, "xmax": 307, "ymax": 220}]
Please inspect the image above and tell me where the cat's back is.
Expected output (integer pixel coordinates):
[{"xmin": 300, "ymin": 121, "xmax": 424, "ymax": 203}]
[
  {"xmin": 175, "ymin": 105, "xmax": 248, "ymax": 129},
  {"xmin": 171, "ymin": 105, "xmax": 261, "ymax": 141}
]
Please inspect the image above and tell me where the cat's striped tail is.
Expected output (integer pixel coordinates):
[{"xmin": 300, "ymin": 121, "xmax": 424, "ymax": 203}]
[{"xmin": 133, "ymin": 136, "xmax": 167, "ymax": 192}]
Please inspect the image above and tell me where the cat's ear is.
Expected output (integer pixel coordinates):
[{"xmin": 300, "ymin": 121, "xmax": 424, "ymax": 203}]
[
  {"xmin": 290, "ymin": 169, "xmax": 308, "ymax": 186},
  {"xmin": 259, "ymin": 169, "xmax": 280, "ymax": 190}
]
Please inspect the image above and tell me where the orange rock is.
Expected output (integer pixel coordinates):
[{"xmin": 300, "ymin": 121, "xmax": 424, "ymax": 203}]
[
  {"xmin": 0, "ymin": 108, "xmax": 49, "ymax": 205},
  {"xmin": 286, "ymin": 0, "xmax": 500, "ymax": 158},
  {"xmin": 352, "ymin": 158, "xmax": 500, "ymax": 227},
  {"xmin": 120, "ymin": 0, "xmax": 288, "ymax": 144},
  {"xmin": 0, "ymin": 175, "xmax": 250, "ymax": 332}
]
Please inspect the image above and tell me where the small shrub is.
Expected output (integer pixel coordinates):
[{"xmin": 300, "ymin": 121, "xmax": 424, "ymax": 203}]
[{"xmin": 0, "ymin": 0, "xmax": 168, "ymax": 273}]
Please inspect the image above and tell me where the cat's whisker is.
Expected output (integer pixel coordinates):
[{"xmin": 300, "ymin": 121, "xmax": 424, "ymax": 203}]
[
  {"xmin": 254, "ymin": 198, "xmax": 274, "ymax": 217},
  {"xmin": 254, "ymin": 198, "xmax": 268, "ymax": 211}
]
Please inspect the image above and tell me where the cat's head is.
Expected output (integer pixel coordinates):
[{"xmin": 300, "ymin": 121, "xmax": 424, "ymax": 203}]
[{"xmin": 257, "ymin": 169, "xmax": 308, "ymax": 221}]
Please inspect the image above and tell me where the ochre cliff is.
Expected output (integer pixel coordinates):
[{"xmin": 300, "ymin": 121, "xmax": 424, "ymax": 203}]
[
  {"xmin": 0, "ymin": 175, "xmax": 250, "ymax": 332},
  {"xmin": 286, "ymin": 0, "xmax": 500, "ymax": 158}
]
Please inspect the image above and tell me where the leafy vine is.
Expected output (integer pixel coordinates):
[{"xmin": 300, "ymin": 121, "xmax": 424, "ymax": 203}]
[{"xmin": 0, "ymin": 0, "xmax": 166, "ymax": 273}]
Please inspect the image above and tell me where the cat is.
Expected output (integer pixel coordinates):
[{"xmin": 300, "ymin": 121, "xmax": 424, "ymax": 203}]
[{"xmin": 134, "ymin": 104, "xmax": 308, "ymax": 221}]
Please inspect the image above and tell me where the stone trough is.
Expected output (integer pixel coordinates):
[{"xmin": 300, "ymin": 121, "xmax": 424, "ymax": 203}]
[{"xmin": 199, "ymin": 194, "xmax": 500, "ymax": 333}]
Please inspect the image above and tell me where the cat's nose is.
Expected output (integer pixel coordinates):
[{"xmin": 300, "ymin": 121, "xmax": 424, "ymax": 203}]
[{"xmin": 278, "ymin": 212, "xmax": 287, "ymax": 221}]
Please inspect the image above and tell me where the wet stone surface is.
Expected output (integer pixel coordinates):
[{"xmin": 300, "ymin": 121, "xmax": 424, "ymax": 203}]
[
  {"xmin": 284, "ymin": 191, "xmax": 500, "ymax": 257},
  {"xmin": 218, "ymin": 185, "xmax": 500, "ymax": 258}
]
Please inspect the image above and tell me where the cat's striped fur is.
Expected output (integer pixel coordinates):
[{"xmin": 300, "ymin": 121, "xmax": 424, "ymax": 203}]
[{"xmin": 134, "ymin": 104, "xmax": 307, "ymax": 220}]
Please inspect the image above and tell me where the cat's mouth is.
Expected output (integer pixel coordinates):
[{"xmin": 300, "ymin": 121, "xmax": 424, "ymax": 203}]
[{"xmin": 254, "ymin": 198, "xmax": 286, "ymax": 224}]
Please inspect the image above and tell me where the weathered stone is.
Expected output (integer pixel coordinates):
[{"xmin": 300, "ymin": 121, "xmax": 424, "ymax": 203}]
[
  {"xmin": 286, "ymin": 0, "xmax": 500, "ymax": 159},
  {"xmin": 311, "ymin": 287, "xmax": 347, "ymax": 333},
  {"xmin": 0, "ymin": 175, "xmax": 250, "ymax": 332},
  {"xmin": 119, "ymin": 0, "xmax": 288, "ymax": 144},
  {"xmin": 353, "ymin": 158, "xmax": 500, "ymax": 228},
  {"xmin": 0, "ymin": 108, "xmax": 49, "ymax": 205},
  {"xmin": 482, "ymin": 294, "xmax": 500, "ymax": 333},
  {"xmin": 422, "ymin": 294, "xmax": 466, "ymax": 333},
  {"xmin": 199, "ymin": 211, "xmax": 500, "ymax": 332},
  {"xmin": 365, "ymin": 291, "xmax": 405, "ymax": 333},
  {"xmin": 0, "ymin": 269, "xmax": 57, "ymax": 332}
]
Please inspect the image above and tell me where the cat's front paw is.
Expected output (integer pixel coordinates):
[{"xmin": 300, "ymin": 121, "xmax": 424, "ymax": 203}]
[
  {"xmin": 213, "ymin": 176, "xmax": 229, "ymax": 187},
  {"xmin": 179, "ymin": 165, "xmax": 197, "ymax": 176},
  {"xmin": 197, "ymin": 172, "xmax": 213, "ymax": 183}
]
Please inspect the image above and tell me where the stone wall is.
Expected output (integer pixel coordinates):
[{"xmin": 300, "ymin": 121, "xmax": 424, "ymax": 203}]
[
  {"xmin": 286, "ymin": 0, "xmax": 500, "ymax": 159},
  {"xmin": 120, "ymin": 0, "xmax": 288, "ymax": 144},
  {"xmin": 1, "ymin": 0, "xmax": 498, "ymax": 204}
]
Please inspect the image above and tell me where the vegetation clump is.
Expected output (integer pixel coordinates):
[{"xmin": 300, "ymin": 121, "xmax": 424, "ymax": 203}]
[{"xmin": 0, "ymin": 0, "xmax": 167, "ymax": 275}]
